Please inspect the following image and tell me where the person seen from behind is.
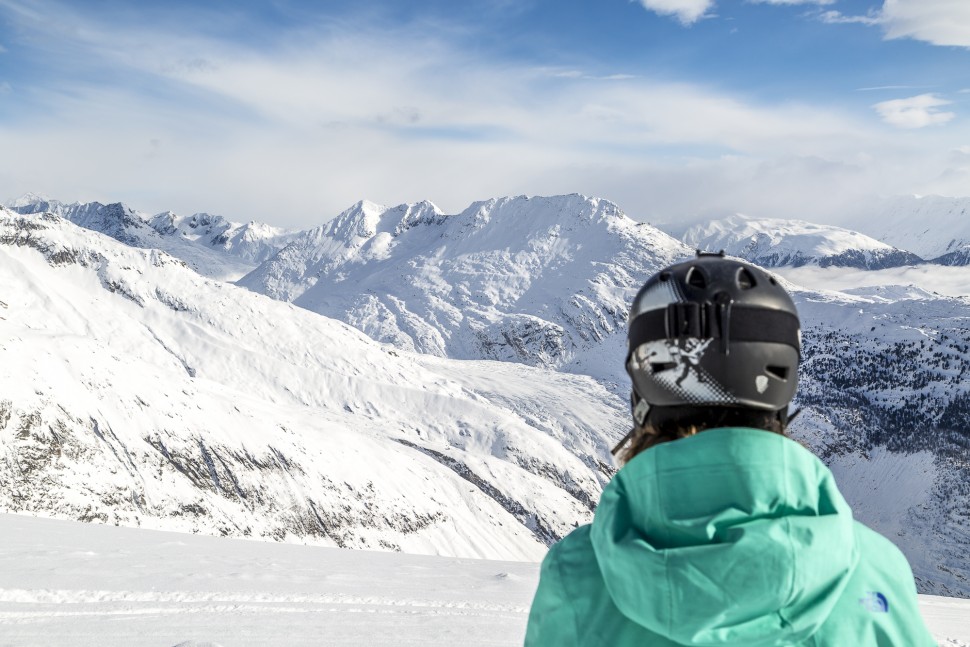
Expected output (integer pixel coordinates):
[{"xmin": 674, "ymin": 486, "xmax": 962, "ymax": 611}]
[{"xmin": 524, "ymin": 252, "xmax": 936, "ymax": 646}]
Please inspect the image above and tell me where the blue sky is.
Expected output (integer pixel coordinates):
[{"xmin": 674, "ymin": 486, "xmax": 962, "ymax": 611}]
[{"xmin": 1, "ymin": 0, "xmax": 970, "ymax": 228}]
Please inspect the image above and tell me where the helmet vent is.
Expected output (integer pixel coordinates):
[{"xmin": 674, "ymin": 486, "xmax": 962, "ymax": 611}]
[
  {"xmin": 686, "ymin": 267, "xmax": 707, "ymax": 289},
  {"xmin": 766, "ymin": 365, "xmax": 789, "ymax": 380},
  {"xmin": 737, "ymin": 268, "xmax": 757, "ymax": 290},
  {"xmin": 650, "ymin": 361, "xmax": 677, "ymax": 373}
]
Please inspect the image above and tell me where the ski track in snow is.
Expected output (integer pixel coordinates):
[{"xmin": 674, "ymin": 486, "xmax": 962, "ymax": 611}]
[{"xmin": 0, "ymin": 514, "xmax": 968, "ymax": 647}]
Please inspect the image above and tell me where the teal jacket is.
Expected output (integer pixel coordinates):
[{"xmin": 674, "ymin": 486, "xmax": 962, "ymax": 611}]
[{"xmin": 525, "ymin": 428, "xmax": 936, "ymax": 646}]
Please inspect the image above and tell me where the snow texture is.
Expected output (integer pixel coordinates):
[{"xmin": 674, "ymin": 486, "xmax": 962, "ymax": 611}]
[{"xmin": 0, "ymin": 513, "xmax": 966, "ymax": 647}]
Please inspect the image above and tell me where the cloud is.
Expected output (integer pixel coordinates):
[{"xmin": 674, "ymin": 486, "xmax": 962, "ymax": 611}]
[
  {"xmin": 747, "ymin": 0, "xmax": 835, "ymax": 5},
  {"xmin": 818, "ymin": 10, "xmax": 881, "ymax": 25},
  {"xmin": 856, "ymin": 85, "xmax": 927, "ymax": 92},
  {"xmin": 635, "ymin": 0, "xmax": 713, "ymax": 26},
  {"xmin": 873, "ymin": 94, "xmax": 955, "ymax": 128},
  {"xmin": 1, "ymin": 0, "xmax": 969, "ymax": 229},
  {"xmin": 821, "ymin": 1, "xmax": 970, "ymax": 48},
  {"xmin": 0, "ymin": 81, "xmax": 10, "ymax": 94},
  {"xmin": 543, "ymin": 68, "xmax": 636, "ymax": 81},
  {"xmin": 880, "ymin": 0, "xmax": 970, "ymax": 48}
]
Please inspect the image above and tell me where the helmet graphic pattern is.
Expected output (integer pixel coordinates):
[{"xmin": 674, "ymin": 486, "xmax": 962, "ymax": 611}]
[{"xmin": 629, "ymin": 338, "xmax": 738, "ymax": 406}]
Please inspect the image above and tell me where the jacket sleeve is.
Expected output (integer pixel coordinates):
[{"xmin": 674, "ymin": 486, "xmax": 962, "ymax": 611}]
[{"xmin": 524, "ymin": 545, "xmax": 578, "ymax": 647}]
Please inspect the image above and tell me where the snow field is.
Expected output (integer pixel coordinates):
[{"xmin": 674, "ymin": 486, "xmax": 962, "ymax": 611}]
[
  {"xmin": 0, "ymin": 514, "xmax": 538, "ymax": 647},
  {"xmin": 0, "ymin": 514, "xmax": 967, "ymax": 647}
]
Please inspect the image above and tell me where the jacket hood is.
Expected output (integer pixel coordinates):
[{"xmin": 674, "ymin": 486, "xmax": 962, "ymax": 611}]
[{"xmin": 590, "ymin": 427, "xmax": 859, "ymax": 646}]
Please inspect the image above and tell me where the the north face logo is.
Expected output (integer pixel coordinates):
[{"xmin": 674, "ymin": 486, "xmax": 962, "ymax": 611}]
[{"xmin": 859, "ymin": 591, "xmax": 889, "ymax": 613}]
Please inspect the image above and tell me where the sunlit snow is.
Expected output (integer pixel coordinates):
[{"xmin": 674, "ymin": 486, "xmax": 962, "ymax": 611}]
[{"xmin": 1, "ymin": 514, "xmax": 967, "ymax": 647}]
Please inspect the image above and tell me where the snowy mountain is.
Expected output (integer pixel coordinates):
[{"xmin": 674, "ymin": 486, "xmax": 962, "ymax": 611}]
[
  {"xmin": 7, "ymin": 195, "xmax": 293, "ymax": 280},
  {"xmin": 147, "ymin": 210, "xmax": 299, "ymax": 265},
  {"xmin": 238, "ymin": 195, "xmax": 693, "ymax": 380},
  {"xmin": 851, "ymin": 195, "xmax": 970, "ymax": 265},
  {"xmin": 6, "ymin": 194, "xmax": 970, "ymax": 598},
  {"xmin": 0, "ymin": 206, "xmax": 626, "ymax": 561},
  {"xmin": 679, "ymin": 214, "xmax": 923, "ymax": 269}
]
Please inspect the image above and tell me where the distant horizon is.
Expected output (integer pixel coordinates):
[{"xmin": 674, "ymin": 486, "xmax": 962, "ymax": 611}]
[{"xmin": 6, "ymin": 188, "xmax": 969, "ymax": 234}]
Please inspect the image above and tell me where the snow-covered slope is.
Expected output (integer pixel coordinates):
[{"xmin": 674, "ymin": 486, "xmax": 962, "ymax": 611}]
[
  {"xmin": 2, "ymin": 513, "xmax": 967, "ymax": 647},
  {"xmin": 851, "ymin": 195, "xmax": 970, "ymax": 265},
  {"xmin": 238, "ymin": 194, "xmax": 692, "ymax": 379},
  {"xmin": 7, "ymin": 196, "xmax": 293, "ymax": 280},
  {"xmin": 0, "ymin": 207, "xmax": 626, "ymax": 560},
  {"xmin": 680, "ymin": 214, "xmax": 923, "ymax": 269}
]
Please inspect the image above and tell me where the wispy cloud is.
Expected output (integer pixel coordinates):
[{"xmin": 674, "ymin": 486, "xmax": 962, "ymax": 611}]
[
  {"xmin": 818, "ymin": 9, "xmax": 882, "ymax": 26},
  {"xmin": 635, "ymin": 0, "xmax": 714, "ymax": 26},
  {"xmin": 856, "ymin": 85, "xmax": 929, "ymax": 92},
  {"xmin": 542, "ymin": 68, "xmax": 636, "ymax": 81},
  {"xmin": 636, "ymin": 0, "xmax": 834, "ymax": 26},
  {"xmin": 873, "ymin": 94, "xmax": 955, "ymax": 129}
]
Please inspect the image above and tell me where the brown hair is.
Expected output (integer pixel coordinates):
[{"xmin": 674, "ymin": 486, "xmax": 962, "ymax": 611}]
[{"xmin": 617, "ymin": 406, "xmax": 787, "ymax": 466}]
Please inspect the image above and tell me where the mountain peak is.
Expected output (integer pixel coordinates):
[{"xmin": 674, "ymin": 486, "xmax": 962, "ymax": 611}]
[
  {"xmin": 8, "ymin": 192, "xmax": 53, "ymax": 208},
  {"xmin": 322, "ymin": 199, "xmax": 445, "ymax": 242}
]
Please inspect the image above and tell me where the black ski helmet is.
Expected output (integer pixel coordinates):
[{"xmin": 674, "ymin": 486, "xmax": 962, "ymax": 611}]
[{"xmin": 626, "ymin": 251, "xmax": 800, "ymax": 427}]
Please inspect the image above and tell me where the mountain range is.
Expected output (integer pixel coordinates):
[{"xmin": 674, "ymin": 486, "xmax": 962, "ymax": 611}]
[
  {"xmin": 4, "ymin": 192, "xmax": 970, "ymax": 597},
  {"xmin": 8, "ymin": 194, "xmax": 290, "ymax": 280},
  {"xmin": 680, "ymin": 214, "xmax": 923, "ymax": 269}
]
